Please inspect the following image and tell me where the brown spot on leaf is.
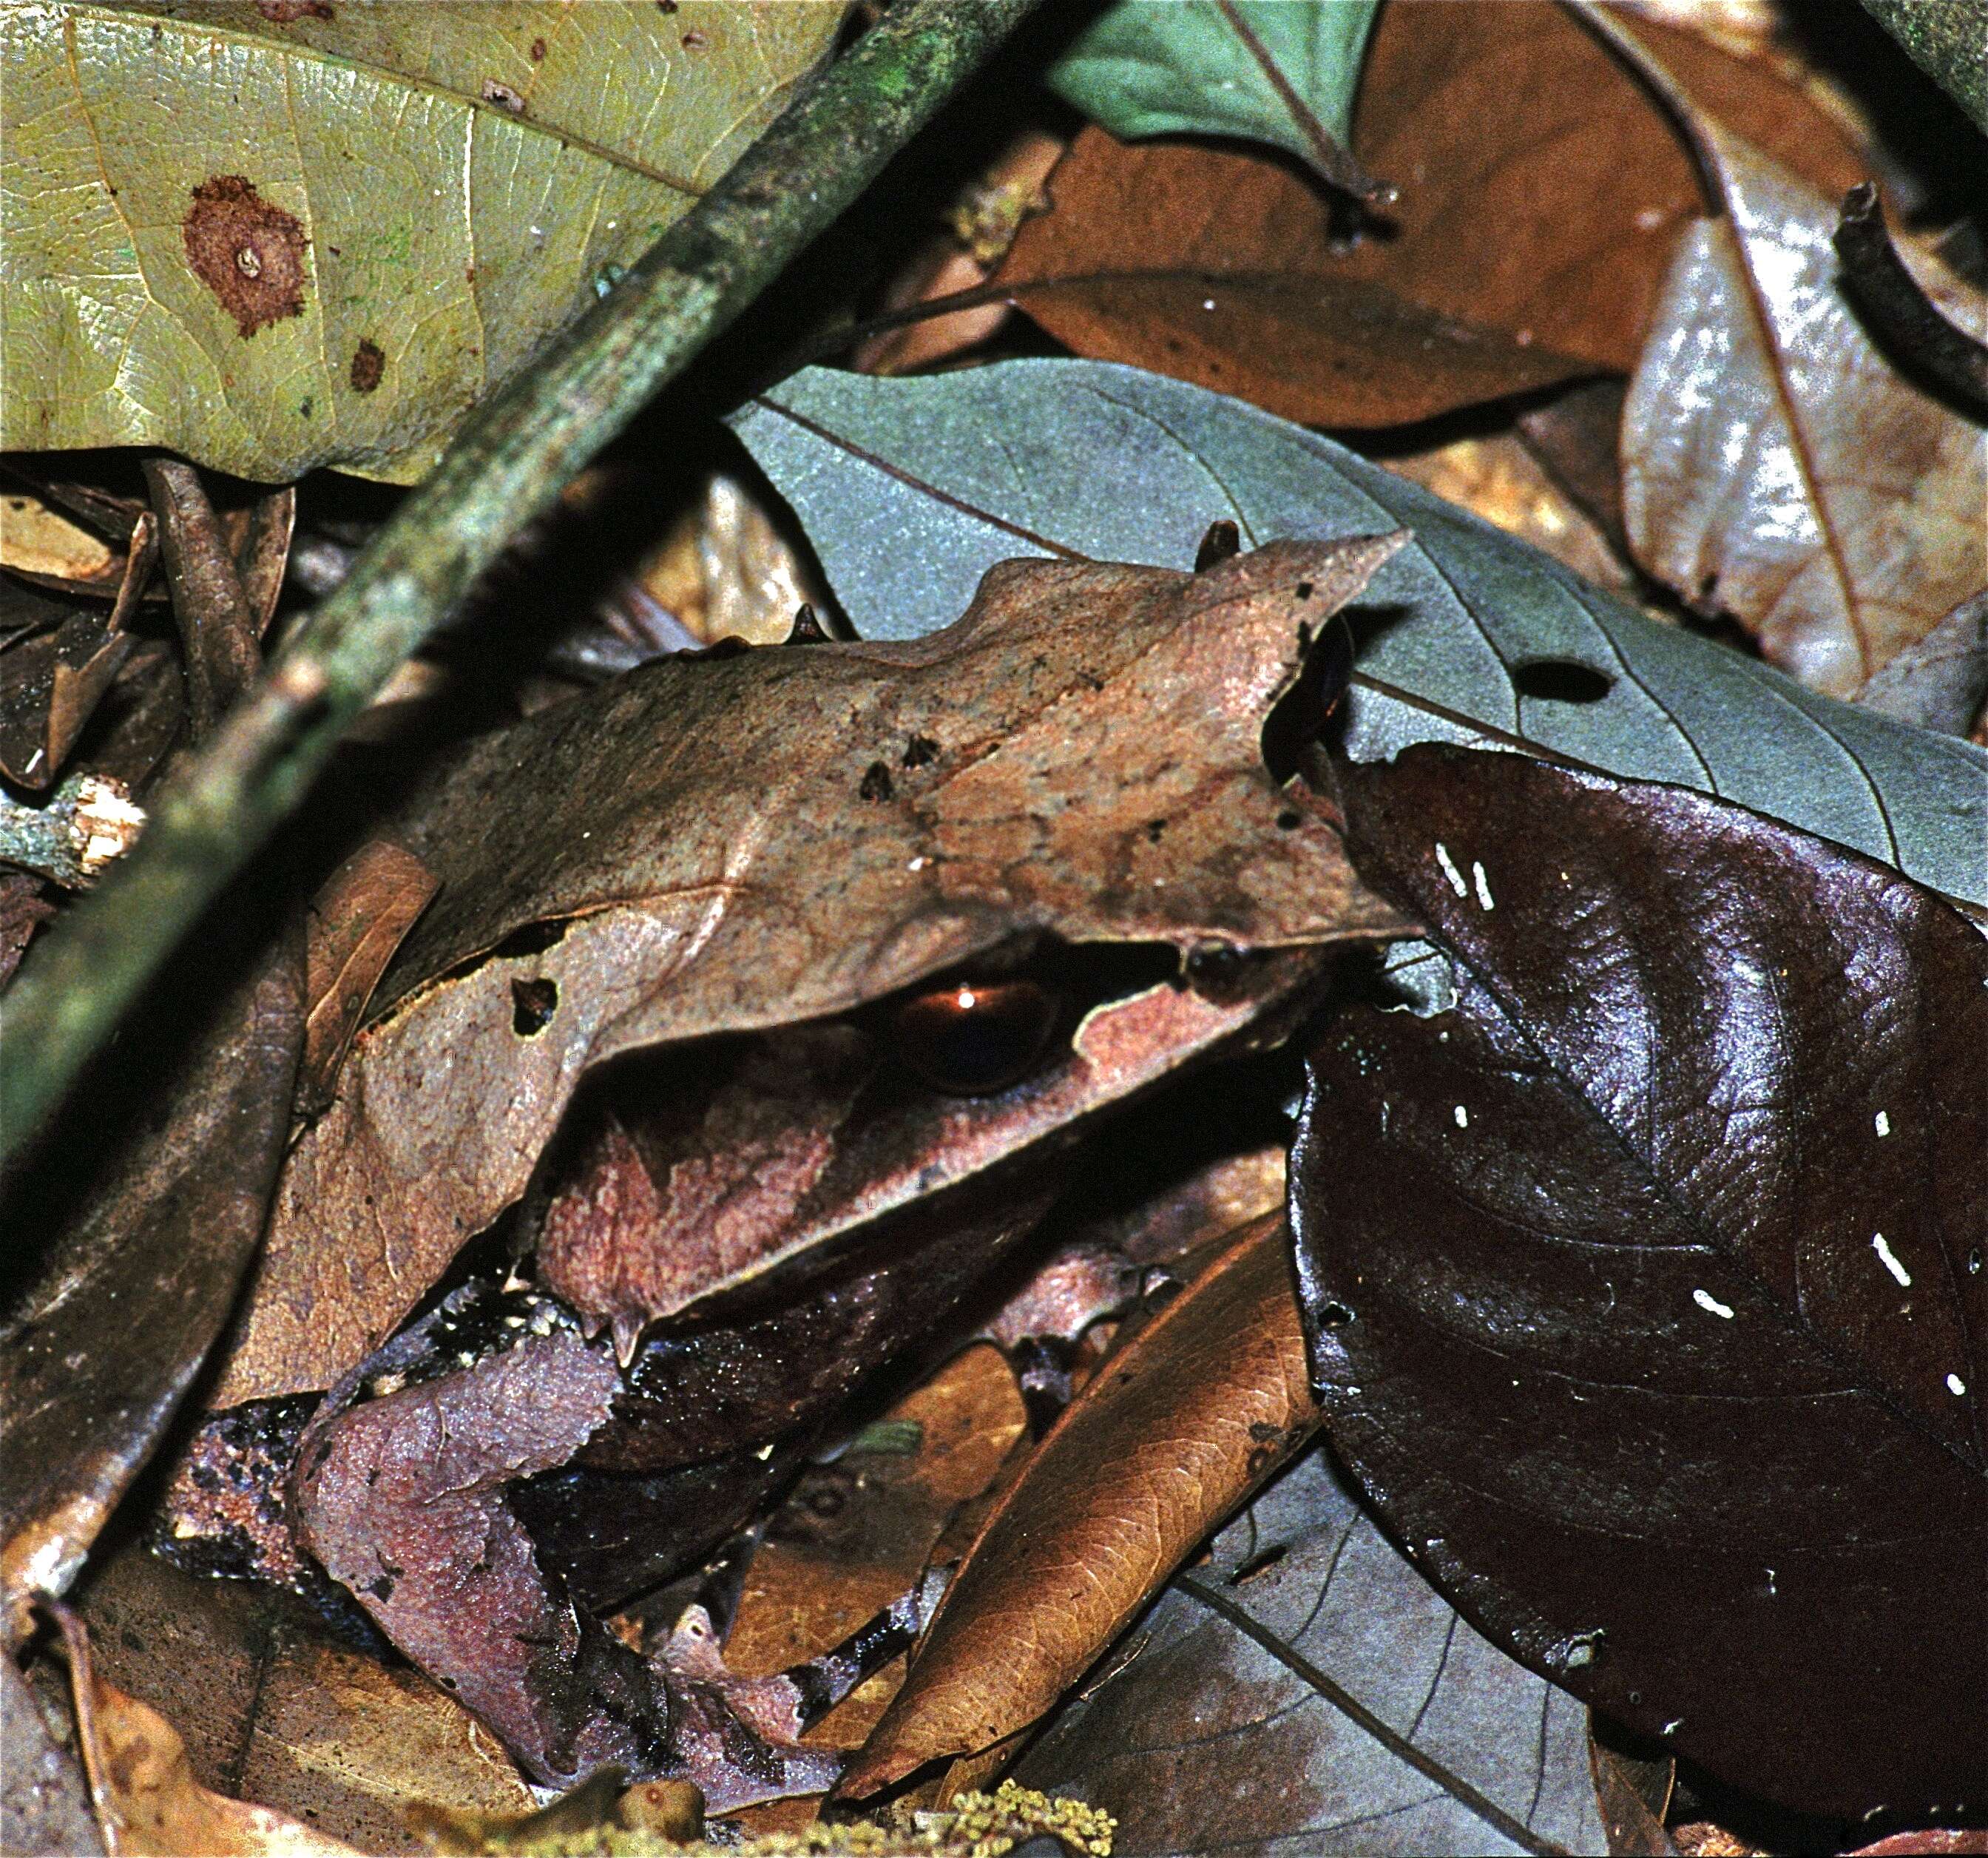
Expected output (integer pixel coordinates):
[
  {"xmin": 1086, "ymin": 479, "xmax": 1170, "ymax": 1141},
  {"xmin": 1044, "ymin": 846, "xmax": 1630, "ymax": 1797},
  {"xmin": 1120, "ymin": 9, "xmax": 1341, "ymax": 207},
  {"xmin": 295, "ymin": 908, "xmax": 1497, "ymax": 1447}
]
[
  {"xmin": 348, "ymin": 338, "xmax": 385, "ymax": 393},
  {"xmin": 680, "ymin": 30, "xmax": 707, "ymax": 48},
  {"xmin": 256, "ymin": 0, "xmax": 333, "ymax": 18},
  {"xmin": 530, "ymin": 36, "xmax": 547, "ymax": 61},
  {"xmin": 183, "ymin": 176, "xmax": 308, "ymax": 338}
]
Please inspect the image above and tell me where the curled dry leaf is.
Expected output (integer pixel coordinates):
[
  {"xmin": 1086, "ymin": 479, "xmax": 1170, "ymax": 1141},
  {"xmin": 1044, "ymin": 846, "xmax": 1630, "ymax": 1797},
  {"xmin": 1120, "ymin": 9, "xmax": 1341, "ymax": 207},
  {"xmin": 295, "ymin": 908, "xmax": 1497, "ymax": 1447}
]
[
  {"xmin": 212, "ymin": 537, "xmax": 1409, "ymax": 1405},
  {"xmin": 1616, "ymin": 42, "xmax": 1988, "ymax": 696},
  {"xmin": 1013, "ymin": 1447, "xmax": 1609, "ymax": 1856},
  {"xmin": 0, "ymin": 513, "xmax": 152, "ymax": 791},
  {"xmin": 1294, "ymin": 743, "xmax": 1987, "ymax": 1817},
  {"xmin": 842, "ymin": 1211, "xmax": 1314, "ymax": 1795},
  {"xmin": 297, "ymin": 840, "xmax": 438, "ymax": 1118},
  {"xmin": 0, "ymin": 925, "xmax": 303, "ymax": 1632}
]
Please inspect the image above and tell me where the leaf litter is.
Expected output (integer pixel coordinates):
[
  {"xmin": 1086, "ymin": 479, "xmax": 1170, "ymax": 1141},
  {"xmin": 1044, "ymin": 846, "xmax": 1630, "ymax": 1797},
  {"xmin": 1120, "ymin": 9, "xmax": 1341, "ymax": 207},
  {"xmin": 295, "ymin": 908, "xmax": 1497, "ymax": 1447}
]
[{"xmin": 4, "ymin": 2, "xmax": 1986, "ymax": 1849}]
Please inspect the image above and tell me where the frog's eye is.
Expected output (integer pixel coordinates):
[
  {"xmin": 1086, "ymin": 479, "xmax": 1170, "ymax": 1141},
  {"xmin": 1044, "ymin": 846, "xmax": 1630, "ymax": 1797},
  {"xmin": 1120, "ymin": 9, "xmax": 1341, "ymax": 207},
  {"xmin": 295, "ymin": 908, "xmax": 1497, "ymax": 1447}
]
[{"xmin": 892, "ymin": 977, "xmax": 1060, "ymax": 1095}]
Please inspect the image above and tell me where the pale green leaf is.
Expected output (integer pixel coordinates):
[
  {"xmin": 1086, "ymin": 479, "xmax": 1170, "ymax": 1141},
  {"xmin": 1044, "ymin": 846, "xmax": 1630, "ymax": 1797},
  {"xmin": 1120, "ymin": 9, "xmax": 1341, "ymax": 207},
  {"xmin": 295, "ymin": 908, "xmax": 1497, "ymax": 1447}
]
[
  {"xmin": 1048, "ymin": 0, "xmax": 1379, "ymax": 178},
  {"xmin": 1, "ymin": 1, "xmax": 841, "ymax": 482},
  {"xmin": 730, "ymin": 359, "xmax": 1988, "ymax": 911}
]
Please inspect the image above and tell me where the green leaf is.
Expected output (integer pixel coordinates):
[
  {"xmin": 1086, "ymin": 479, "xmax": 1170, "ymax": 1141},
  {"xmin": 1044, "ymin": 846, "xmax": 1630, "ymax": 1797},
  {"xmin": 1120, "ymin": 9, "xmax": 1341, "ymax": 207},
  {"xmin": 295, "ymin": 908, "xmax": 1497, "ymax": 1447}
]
[
  {"xmin": 730, "ymin": 359, "xmax": 1988, "ymax": 911},
  {"xmin": 1048, "ymin": 0, "xmax": 1380, "ymax": 184},
  {"xmin": 1, "ymin": 1, "xmax": 842, "ymax": 484}
]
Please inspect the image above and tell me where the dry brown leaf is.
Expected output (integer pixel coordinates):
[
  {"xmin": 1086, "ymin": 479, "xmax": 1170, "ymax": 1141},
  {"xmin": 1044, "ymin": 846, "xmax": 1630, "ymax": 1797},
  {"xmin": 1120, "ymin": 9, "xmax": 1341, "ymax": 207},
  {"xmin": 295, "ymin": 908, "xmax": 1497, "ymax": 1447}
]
[
  {"xmin": 839, "ymin": 1211, "xmax": 1313, "ymax": 1796},
  {"xmin": 994, "ymin": 126, "xmax": 1588, "ymax": 428},
  {"xmin": 722, "ymin": 1345, "xmax": 1029, "ymax": 1754},
  {"xmin": 81, "ymin": 1548, "xmax": 534, "ymax": 1854},
  {"xmin": 297, "ymin": 841, "xmax": 439, "ymax": 1118},
  {"xmin": 1617, "ymin": 89, "xmax": 1988, "ymax": 694},
  {"xmin": 1328, "ymin": 3, "xmax": 1870, "ymax": 373},
  {"xmin": 0, "ymin": 927, "xmax": 303, "ymax": 1632},
  {"xmin": 212, "ymin": 539, "xmax": 1408, "ymax": 1406},
  {"xmin": 54, "ymin": 1605, "xmax": 365, "ymax": 1858}
]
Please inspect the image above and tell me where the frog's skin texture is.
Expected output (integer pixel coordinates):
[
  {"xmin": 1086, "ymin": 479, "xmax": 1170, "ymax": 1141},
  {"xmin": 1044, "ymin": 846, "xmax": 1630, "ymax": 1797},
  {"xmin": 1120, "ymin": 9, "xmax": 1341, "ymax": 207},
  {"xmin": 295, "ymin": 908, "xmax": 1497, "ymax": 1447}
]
[
  {"xmin": 247, "ymin": 537, "xmax": 1409, "ymax": 1797},
  {"xmin": 214, "ymin": 536, "xmax": 1408, "ymax": 1408}
]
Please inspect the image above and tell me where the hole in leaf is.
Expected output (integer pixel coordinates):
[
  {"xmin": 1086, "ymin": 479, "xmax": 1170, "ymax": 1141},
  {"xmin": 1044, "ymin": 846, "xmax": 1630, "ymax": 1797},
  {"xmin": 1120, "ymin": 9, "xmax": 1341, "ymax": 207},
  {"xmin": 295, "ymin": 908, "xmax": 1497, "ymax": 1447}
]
[
  {"xmin": 511, "ymin": 978, "xmax": 559, "ymax": 1036},
  {"xmin": 493, "ymin": 919, "xmax": 569, "ymax": 960},
  {"xmin": 1512, "ymin": 659, "xmax": 1614, "ymax": 703},
  {"xmin": 1317, "ymin": 1300, "xmax": 1356, "ymax": 1328}
]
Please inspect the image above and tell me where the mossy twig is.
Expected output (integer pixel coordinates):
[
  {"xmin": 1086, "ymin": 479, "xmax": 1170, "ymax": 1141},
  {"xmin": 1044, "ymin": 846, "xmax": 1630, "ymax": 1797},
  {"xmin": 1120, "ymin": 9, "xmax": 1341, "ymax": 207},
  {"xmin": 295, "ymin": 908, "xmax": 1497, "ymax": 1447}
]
[{"xmin": 0, "ymin": 0, "xmax": 1042, "ymax": 1160}]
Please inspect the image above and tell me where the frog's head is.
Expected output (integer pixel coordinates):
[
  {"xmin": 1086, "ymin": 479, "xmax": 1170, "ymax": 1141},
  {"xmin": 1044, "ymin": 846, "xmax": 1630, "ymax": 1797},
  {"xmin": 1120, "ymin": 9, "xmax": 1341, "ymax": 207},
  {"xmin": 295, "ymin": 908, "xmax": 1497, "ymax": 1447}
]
[{"xmin": 214, "ymin": 536, "xmax": 1410, "ymax": 1403}]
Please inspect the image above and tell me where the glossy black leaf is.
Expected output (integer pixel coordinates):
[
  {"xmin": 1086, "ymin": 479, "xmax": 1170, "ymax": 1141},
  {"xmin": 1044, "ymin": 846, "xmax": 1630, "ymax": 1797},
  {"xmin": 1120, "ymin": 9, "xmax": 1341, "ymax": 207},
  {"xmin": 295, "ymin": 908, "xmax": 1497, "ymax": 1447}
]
[{"xmin": 1290, "ymin": 743, "xmax": 1987, "ymax": 1818}]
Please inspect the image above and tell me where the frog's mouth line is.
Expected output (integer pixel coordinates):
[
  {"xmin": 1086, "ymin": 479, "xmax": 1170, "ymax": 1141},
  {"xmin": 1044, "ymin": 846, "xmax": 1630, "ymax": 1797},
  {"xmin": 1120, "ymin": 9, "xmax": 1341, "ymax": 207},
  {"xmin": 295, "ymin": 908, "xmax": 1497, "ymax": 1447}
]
[{"xmin": 515, "ymin": 934, "xmax": 1339, "ymax": 1362}]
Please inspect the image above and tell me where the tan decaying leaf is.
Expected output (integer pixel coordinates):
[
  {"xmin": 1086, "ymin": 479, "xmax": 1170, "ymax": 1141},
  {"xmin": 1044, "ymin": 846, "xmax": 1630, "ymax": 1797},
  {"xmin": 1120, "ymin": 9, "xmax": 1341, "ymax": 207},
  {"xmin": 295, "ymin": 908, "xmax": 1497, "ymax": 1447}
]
[
  {"xmin": 0, "ymin": 2, "xmax": 842, "ymax": 482},
  {"xmin": 0, "ymin": 489, "xmax": 121, "ymax": 592},
  {"xmin": 1621, "ymin": 107, "xmax": 1988, "ymax": 695},
  {"xmin": 632, "ymin": 470, "xmax": 825, "ymax": 650},
  {"xmin": 209, "ymin": 539, "xmax": 1408, "ymax": 1405},
  {"xmin": 80, "ymin": 1547, "xmax": 535, "ymax": 1854},
  {"xmin": 1381, "ymin": 430, "xmax": 1630, "ymax": 592},
  {"xmin": 56, "ymin": 1607, "xmax": 365, "ymax": 1857},
  {"xmin": 297, "ymin": 840, "xmax": 439, "ymax": 1118},
  {"xmin": 841, "ymin": 1212, "xmax": 1314, "ymax": 1795}
]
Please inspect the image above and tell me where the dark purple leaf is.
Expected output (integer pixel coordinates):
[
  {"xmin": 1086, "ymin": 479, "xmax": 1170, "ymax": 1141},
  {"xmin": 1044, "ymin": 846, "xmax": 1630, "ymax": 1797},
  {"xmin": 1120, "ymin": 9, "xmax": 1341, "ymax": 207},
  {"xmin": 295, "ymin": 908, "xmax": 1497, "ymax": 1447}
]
[{"xmin": 1291, "ymin": 743, "xmax": 1987, "ymax": 1817}]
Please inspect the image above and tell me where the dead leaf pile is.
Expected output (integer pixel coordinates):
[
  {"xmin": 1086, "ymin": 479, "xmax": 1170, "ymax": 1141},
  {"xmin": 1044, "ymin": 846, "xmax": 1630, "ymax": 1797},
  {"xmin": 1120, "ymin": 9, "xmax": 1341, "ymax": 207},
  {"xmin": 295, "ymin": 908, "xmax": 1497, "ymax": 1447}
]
[{"xmin": 4, "ymin": 1, "xmax": 1985, "ymax": 1853}]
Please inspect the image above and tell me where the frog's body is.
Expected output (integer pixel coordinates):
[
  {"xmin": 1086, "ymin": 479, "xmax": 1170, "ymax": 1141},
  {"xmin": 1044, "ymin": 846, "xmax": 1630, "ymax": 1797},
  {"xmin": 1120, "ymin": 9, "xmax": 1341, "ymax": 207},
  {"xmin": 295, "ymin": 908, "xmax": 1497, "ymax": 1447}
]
[{"xmin": 216, "ymin": 537, "xmax": 1408, "ymax": 1800}]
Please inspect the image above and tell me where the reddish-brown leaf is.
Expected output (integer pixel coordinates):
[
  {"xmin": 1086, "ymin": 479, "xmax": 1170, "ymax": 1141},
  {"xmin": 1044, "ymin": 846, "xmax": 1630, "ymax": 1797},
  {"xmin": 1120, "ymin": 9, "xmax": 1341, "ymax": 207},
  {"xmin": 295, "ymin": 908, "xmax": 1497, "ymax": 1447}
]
[
  {"xmin": 994, "ymin": 127, "xmax": 1589, "ymax": 428},
  {"xmin": 840, "ymin": 1210, "xmax": 1314, "ymax": 1795},
  {"xmin": 1330, "ymin": 4, "xmax": 1869, "ymax": 372}
]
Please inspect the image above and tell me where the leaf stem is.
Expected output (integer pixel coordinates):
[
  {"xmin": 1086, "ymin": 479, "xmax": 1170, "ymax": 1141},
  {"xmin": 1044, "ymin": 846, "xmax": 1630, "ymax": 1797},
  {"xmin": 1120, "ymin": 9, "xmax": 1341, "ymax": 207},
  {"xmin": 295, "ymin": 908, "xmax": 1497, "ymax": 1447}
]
[
  {"xmin": 1833, "ymin": 184, "xmax": 1988, "ymax": 419},
  {"xmin": 0, "ymin": 0, "xmax": 1044, "ymax": 1164}
]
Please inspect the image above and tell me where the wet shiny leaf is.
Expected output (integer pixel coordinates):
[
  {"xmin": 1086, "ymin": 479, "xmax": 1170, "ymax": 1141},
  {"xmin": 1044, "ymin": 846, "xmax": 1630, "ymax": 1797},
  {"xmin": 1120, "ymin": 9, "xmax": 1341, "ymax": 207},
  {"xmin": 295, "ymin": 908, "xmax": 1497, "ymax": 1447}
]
[
  {"xmin": 1293, "ymin": 743, "xmax": 1988, "ymax": 1817},
  {"xmin": 1617, "ymin": 51, "xmax": 1987, "ymax": 696}
]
